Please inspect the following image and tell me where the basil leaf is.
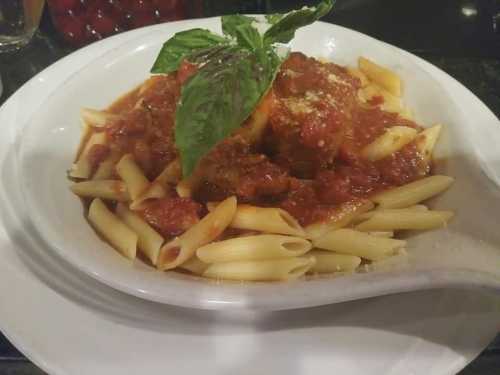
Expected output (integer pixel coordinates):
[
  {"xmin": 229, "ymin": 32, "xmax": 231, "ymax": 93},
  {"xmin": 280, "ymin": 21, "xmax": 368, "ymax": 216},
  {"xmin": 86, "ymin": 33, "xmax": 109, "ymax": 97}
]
[
  {"xmin": 175, "ymin": 46, "xmax": 281, "ymax": 176},
  {"xmin": 265, "ymin": 13, "xmax": 284, "ymax": 24},
  {"xmin": 263, "ymin": 0, "xmax": 335, "ymax": 45},
  {"xmin": 221, "ymin": 15, "xmax": 263, "ymax": 50},
  {"xmin": 150, "ymin": 29, "xmax": 228, "ymax": 74},
  {"xmin": 221, "ymin": 14, "xmax": 255, "ymax": 37}
]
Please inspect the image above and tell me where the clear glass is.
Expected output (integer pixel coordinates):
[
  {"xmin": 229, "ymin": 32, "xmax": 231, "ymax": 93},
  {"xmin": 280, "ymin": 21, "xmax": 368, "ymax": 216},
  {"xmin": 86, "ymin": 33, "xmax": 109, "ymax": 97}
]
[{"xmin": 0, "ymin": 0, "xmax": 45, "ymax": 52}]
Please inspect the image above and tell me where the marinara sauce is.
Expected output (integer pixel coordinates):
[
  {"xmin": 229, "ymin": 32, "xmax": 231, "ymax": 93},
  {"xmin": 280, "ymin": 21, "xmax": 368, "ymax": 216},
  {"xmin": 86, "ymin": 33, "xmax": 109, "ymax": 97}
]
[{"xmin": 98, "ymin": 52, "xmax": 429, "ymax": 234}]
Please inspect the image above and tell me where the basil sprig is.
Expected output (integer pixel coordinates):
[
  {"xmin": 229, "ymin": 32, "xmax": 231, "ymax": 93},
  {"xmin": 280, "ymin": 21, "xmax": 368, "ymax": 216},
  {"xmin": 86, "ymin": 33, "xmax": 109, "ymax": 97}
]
[
  {"xmin": 151, "ymin": 0, "xmax": 334, "ymax": 177},
  {"xmin": 150, "ymin": 28, "xmax": 228, "ymax": 74}
]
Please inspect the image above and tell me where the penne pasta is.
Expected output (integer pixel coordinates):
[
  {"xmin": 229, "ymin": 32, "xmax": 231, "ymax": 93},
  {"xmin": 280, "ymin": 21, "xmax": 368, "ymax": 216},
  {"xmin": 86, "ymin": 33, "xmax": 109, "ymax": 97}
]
[
  {"xmin": 74, "ymin": 121, "xmax": 91, "ymax": 162},
  {"xmin": 308, "ymin": 250, "xmax": 361, "ymax": 273},
  {"xmin": 155, "ymin": 159, "xmax": 182, "ymax": 187},
  {"xmin": 81, "ymin": 108, "xmax": 119, "ymax": 128},
  {"xmin": 361, "ymin": 126, "xmax": 418, "ymax": 161},
  {"xmin": 305, "ymin": 199, "xmax": 374, "ymax": 239},
  {"xmin": 347, "ymin": 67, "xmax": 369, "ymax": 87},
  {"xmin": 354, "ymin": 205, "xmax": 428, "ymax": 223},
  {"xmin": 178, "ymin": 257, "xmax": 209, "ymax": 275},
  {"xmin": 202, "ymin": 256, "xmax": 316, "ymax": 281},
  {"xmin": 358, "ymin": 57, "xmax": 401, "ymax": 97},
  {"xmin": 230, "ymin": 205, "xmax": 306, "ymax": 237},
  {"xmin": 367, "ymin": 231, "xmax": 394, "ymax": 238},
  {"xmin": 115, "ymin": 154, "xmax": 150, "ymax": 201},
  {"xmin": 129, "ymin": 182, "xmax": 168, "ymax": 210},
  {"xmin": 176, "ymin": 167, "xmax": 203, "ymax": 198},
  {"xmin": 116, "ymin": 203, "xmax": 164, "ymax": 265},
  {"xmin": 398, "ymin": 107, "xmax": 413, "ymax": 120},
  {"xmin": 88, "ymin": 198, "xmax": 137, "ymax": 259},
  {"xmin": 92, "ymin": 151, "xmax": 120, "ymax": 180},
  {"xmin": 313, "ymin": 228, "xmax": 405, "ymax": 261},
  {"xmin": 70, "ymin": 180, "xmax": 130, "ymax": 201},
  {"xmin": 355, "ymin": 210, "xmax": 454, "ymax": 232},
  {"xmin": 70, "ymin": 131, "xmax": 107, "ymax": 179},
  {"xmin": 414, "ymin": 124, "xmax": 442, "ymax": 165},
  {"xmin": 359, "ymin": 84, "xmax": 402, "ymax": 113},
  {"xmin": 371, "ymin": 175, "xmax": 454, "ymax": 208},
  {"xmin": 157, "ymin": 196, "xmax": 237, "ymax": 271},
  {"xmin": 196, "ymin": 234, "xmax": 312, "ymax": 263},
  {"xmin": 206, "ymin": 202, "xmax": 219, "ymax": 212}
]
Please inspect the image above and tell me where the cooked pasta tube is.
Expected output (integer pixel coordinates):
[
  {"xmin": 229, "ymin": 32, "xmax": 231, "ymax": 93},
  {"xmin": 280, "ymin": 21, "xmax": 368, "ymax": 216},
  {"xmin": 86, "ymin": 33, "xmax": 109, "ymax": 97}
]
[
  {"xmin": 88, "ymin": 198, "xmax": 137, "ymax": 259},
  {"xmin": 359, "ymin": 84, "xmax": 402, "ymax": 113},
  {"xmin": 398, "ymin": 107, "xmax": 413, "ymax": 120},
  {"xmin": 92, "ymin": 151, "xmax": 120, "ymax": 180},
  {"xmin": 129, "ymin": 182, "xmax": 167, "ymax": 210},
  {"xmin": 313, "ymin": 228, "xmax": 405, "ymax": 261},
  {"xmin": 202, "ymin": 256, "xmax": 316, "ymax": 281},
  {"xmin": 157, "ymin": 196, "xmax": 237, "ymax": 271},
  {"xmin": 347, "ymin": 67, "xmax": 369, "ymax": 87},
  {"xmin": 354, "ymin": 205, "xmax": 428, "ymax": 223},
  {"xmin": 358, "ymin": 57, "xmax": 401, "ymax": 96},
  {"xmin": 305, "ymin": 199, "xmax": 374, "ymax": 239},
  {"xmin": 70, "ymin": 132, "xmax": 107, "ymax": 179},
  {"xmin": 414, "ymin": 124, "xmax": 442, "ymax": 165},
  {"xmin": 308, "ymin": 250, "xmax": 361, "ymax": 274},
  {"xmin": 81, "ymin": 108, "xmax": 119, "ymax": 128},
  {"xmin": 178, "ymin": 257, "xmax": 209, "ymax": 275},
  {"xmin": 71, "ymin": 180, "xmax": 130, "ymax": 201},
  {"xmin": 115, "ymin": 154, "xmax": 150, "ymax": 200},
  {"xmin": 230, "ymin": 205, "xmax": 306, "ymax": 237},
  {"xmin": 361, "ymin": 126, "xmax": 417, "ymax": 161},
  {"xmin": 74, "ymin": 121, "xmax": 91, "ymax": 162},
  {"xmin": 116, "ymin": 203, "xmax": 164, "ymax": 265},
  {"xmin": 176, "ymin": 167, "xmax": 203, "ymax": 198},
  {"xmin": 366, "ymin": 231, "xmax": 394, "ymax": 238},
  {"xmin": 206, "ymin": 202, "xmax": 219, "ymax": 212},
  {"xmin": 196, "ymin": 234, "xmax": 312, "ymax": 263},
  {"xmin": 155, "ymin": 159, "xmax": 182, "ymax": 187},
  {"xmin": 355, "ymin": 210, "xmax": 454, "ymax": 231},
  {"xmin": 371, "ymin": 175, "xmax": 454, "ymax": 208}
]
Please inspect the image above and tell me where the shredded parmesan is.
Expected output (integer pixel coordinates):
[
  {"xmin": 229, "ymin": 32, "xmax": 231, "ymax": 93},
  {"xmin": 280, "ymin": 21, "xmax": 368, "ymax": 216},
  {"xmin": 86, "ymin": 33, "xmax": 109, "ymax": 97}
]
[
  {"xmin": 283, "ymin": 69, "xmax": 302, "ymax": 78},
  {"xmin": 327, "ymin": 73, "xmax": 350, "ymax": 86},
  {"xmin": 283, "ymin": 97, "xmax": 314, "ymax": 115}
]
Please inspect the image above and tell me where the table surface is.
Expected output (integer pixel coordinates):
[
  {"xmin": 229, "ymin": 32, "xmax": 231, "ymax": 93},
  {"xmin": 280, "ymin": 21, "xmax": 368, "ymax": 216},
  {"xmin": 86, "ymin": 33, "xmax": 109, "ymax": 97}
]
[{"xmin": 0, "ymin": 0, "xmax": 499, "ymax": 374}]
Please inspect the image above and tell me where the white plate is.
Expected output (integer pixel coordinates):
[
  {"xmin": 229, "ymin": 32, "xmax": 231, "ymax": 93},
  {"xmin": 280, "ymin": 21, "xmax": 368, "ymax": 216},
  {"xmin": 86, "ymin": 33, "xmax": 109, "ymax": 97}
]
[
  {"xmin": 0, "ymin": 19, "xmax": 499, "ymax": 375},
  {"xmin": 13, "ymin": 18, "xmax": 500, "ymax": 310}
]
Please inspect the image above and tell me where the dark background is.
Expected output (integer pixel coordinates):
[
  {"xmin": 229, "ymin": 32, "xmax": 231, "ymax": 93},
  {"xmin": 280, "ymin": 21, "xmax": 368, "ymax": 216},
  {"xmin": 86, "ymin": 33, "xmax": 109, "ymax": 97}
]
[{"xmin": 0, "ymin": 0, "xmax": 499, "ymax": 374}]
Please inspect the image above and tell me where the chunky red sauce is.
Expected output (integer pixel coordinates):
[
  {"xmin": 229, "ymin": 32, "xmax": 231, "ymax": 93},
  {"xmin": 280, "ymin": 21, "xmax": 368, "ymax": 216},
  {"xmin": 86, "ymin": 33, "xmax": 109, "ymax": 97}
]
[{"xmin": 98, "ymin": 52, "xmax": 429, "ymax": 233}]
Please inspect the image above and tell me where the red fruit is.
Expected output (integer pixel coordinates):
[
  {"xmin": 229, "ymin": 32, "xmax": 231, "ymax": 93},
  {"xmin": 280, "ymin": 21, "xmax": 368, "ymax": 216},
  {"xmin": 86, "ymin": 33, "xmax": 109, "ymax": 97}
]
[
  {"xmin": 48, "ymin": 0, "xmax": 80, "ymax": 13},
  {"xmin": 90, "ymin": 12, "xmax": 117, "ymax": 35},
  {"xmin": 108, "ymin": 1, "xmax": 128, "ymax": 27},
  {"xmin": 129, "ymin": 10, "xmax": 157, "ymax": 28},
  {"xmin": 152, "ymin": 0, "xmax": 178, "ymax": 14},
  {"xmin": 57, "ymin": 14, "xmax": 86, "ymax": 44},
  {"xmin": 158, "ymin": 8, "xmax": 184, "ymax": 22},
  {"xmin": 121, "ymin": 0, "xmax": 155, "ymax": 12},
  {"xmin": 85, "ymin": 26, "xmax": 102, "ymax": 43},
  {"xmin": 85, "ymin": 1, "xmax": 113, "ymax": 17}
]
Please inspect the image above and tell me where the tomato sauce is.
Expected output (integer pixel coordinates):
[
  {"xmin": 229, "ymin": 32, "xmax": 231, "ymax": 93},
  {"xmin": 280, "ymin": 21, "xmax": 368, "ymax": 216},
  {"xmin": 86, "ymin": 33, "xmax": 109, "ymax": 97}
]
[
  {"xmin": 105, "ymin": 75, "xmax": 181, "ymax": 180},
  {"xmin": 140, "ymin": 197, "xmax": 203, "ymax": 237},
  {"xmin": 99, "ymin": 52, "xmax": 431, "ymax": 232}
]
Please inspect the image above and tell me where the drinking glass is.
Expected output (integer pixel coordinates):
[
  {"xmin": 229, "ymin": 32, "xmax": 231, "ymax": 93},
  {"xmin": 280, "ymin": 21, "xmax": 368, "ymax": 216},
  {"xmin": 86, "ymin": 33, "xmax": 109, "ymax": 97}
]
[{"xmin": 0, "ymin": 0, "xmax": 45, "ymax": 52}]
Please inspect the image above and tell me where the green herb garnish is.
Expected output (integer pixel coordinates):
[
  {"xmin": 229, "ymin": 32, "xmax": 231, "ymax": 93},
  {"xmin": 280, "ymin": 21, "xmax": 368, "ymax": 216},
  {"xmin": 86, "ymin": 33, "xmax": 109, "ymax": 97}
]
[{"xmin": 151, "ymin": 0, "xmax": 335, "ymax": 177}]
